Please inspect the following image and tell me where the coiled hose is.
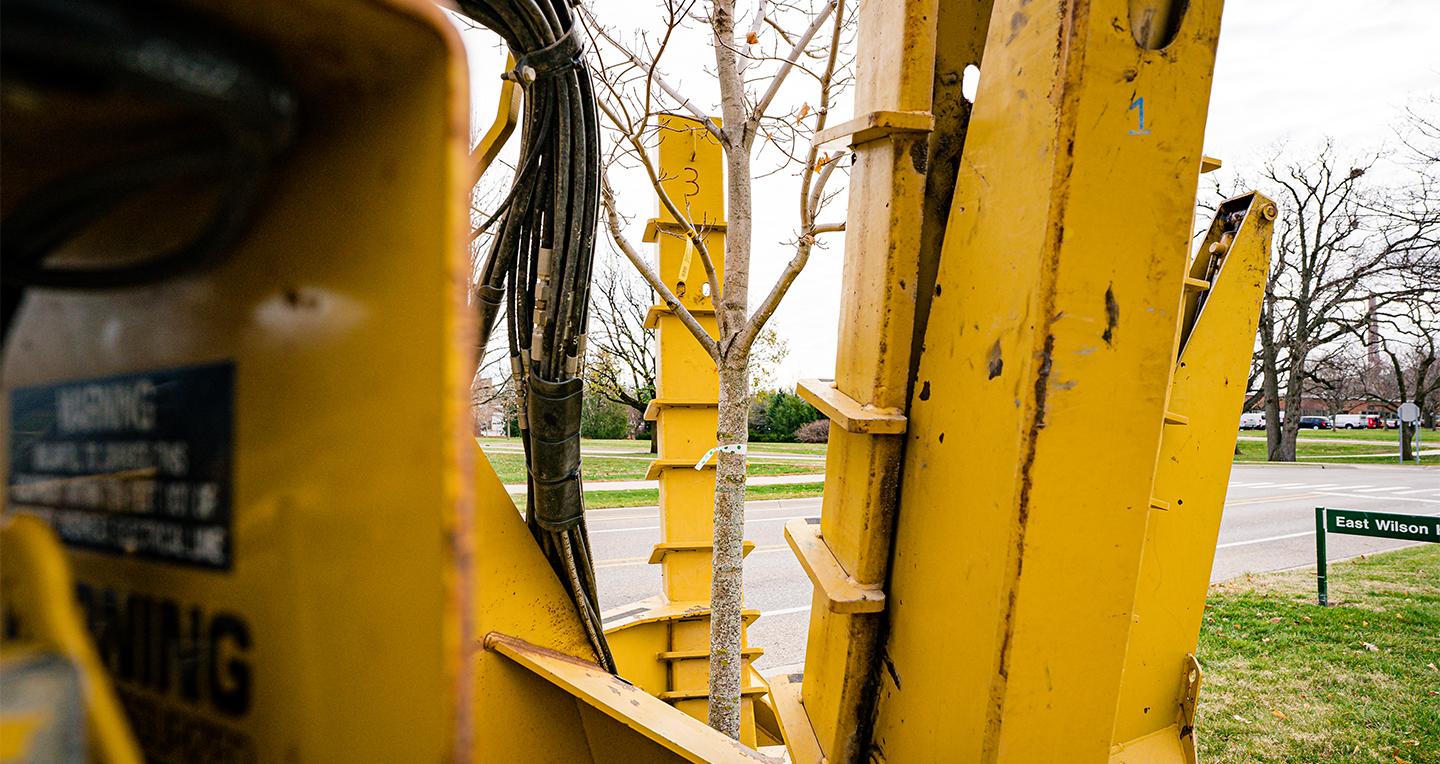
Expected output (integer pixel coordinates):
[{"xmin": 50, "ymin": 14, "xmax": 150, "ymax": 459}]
[{"xmin": 456, "ymin": 0, "xmax": 615, "ymax": 673}]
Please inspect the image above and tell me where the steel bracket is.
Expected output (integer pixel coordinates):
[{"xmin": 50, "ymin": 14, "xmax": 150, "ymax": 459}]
[
  {"xmin": 796, "ymin": 378, "xmax": 906, "ymax": 435},
  {"xmin": 648, "ymin": 540, "xmax": 755, "ymax": 565},
  {"xmin": 814, "ymin": 110, "xmax": 934, "ymax": 147},
  {"xmin": 784, "ymin": 519, "xmax": 885, "ymax": 613}
]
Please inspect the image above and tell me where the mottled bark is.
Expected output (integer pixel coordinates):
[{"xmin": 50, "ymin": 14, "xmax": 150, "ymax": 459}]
[{"xmin": 708, "ymin": 353, "xmax": 749, "ymax": 736}]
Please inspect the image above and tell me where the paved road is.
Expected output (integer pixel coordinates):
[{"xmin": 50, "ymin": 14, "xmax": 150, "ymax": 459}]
[
  {"xmin": 1212, "ymin": 463, "xmax": 1440, "ymax": 580},
  {"xmin": 593, "ymin": 464, "xmax": 1439, "ymax": 672},
  {"xmin": 592, "ymin": 497, "xmax": 821, "ymax": 671}
]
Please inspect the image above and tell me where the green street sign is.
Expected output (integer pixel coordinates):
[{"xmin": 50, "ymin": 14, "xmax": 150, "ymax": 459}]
[
  {"xmin": 1315, "ymin": 507, "xmax": 1438, "ymax": 606},
  {"xmin": 1326, "ymin": 508, "xmax": 1439, "ymax": 542}
]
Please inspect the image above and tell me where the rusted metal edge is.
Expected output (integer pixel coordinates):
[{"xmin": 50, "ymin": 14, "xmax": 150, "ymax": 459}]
[
  {"xmin": 783, "ymin": 519, "xmax": 885, "ymax": 614},
  {"xmin": 814, "ymin": 110, "xmax": 935, "ymax": 147},
  {"xmin": 796, "ymin": 378, "xmax": 906, "ymax": 435},
  {"xmin": 482, "ymin": 632, "xmax": 779, "ymax": 764}
]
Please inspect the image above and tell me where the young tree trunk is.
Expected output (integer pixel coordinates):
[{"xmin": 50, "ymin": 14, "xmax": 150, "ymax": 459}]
[
  {"xmin": 708, "ymin": 354, "xmax": 749, "ymax": 737},
  {"xmin": 589, "ymin": 0, "xmax": 849, "ymax": 736}
]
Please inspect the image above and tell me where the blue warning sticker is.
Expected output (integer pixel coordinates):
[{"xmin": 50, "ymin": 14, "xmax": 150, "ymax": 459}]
[{"xmin": 8, "ymin": 363, "xmax": 235, "ymax": 569}]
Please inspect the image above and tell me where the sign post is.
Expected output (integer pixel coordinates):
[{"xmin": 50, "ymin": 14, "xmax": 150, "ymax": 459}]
[
  {"xmin": 1315, "ymin": 506, "xmax": 1439, "ymax": 605},
  {"xmin": 1398, "ymin": 401, "xmax": 1420, "ymax": 465}
]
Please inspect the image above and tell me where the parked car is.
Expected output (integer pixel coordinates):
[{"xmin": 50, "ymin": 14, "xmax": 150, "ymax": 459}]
[
  {"xmin": 1239, "ymin": 412, "xmax": 1265, "ymax": 430},
  {"xmin": 1297, "ymin": 415, "xmax": 1332, "ymax": 429},
  {"xmin": 1383, "ymin": 416, "xmax": 1401, "ymax": 429},
  {"xmin": 1334, "ymin": 414, "xmax": 1381, "ymax": 429}
]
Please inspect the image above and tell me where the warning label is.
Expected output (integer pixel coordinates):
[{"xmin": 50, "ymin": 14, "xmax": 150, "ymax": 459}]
[{"xmin": 8, "ymin": 364, "xmax": 235, "ymax": 569}]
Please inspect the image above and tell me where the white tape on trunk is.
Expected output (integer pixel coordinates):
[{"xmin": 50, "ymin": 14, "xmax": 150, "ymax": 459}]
[{"xmin": 695, "ymin": 443, "xmax": 747, "ymax": 469}]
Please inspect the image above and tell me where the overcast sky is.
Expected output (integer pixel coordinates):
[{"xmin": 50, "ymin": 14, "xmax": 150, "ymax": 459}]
[{"xmin": 456, "ymin": 0, "xmax": 1439, "ymax": 387}]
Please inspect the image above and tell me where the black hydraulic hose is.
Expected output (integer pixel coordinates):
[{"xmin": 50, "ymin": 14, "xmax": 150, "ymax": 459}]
[{"xmin": 457, "ymin": 0, "xmax": 614, "ymax": 673}]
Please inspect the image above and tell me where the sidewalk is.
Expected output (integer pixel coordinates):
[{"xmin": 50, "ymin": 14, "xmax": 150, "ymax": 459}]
[{"xmin": 504, "ymin": 472, "xmax": 827, "ymax": 495}]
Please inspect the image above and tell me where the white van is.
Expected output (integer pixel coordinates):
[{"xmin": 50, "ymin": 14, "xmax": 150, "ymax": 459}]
[
  {"xmin": 1334, "ymin": 414, "xmax": 1379, "ymax": 429},
  {"xmin": 1239, "ymin": 412, "xmax": 1265, "ymax": 430}
]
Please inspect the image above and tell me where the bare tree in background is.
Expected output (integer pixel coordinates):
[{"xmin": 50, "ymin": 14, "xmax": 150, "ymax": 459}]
[
  {"xmin": 587, "ymin": 256, "xmax": 797, "ymax": 456},
  {"xmin": 1363, "ymin": 94, "xmax": 1440, "ymax": 460},
  {"xmin": 1236, "ymin": 141, "xmax": 1431, "ymax": 461},
  {"xmin": 579, "ymin": 0, "xmax": 852, "ymax": 736},
  {"xmin": 586, "ymin": 260, "xmax": 658, "ymax": 449},
  {"xmin": 1357, "ymin": 292, "xmax": 1439, "ymax": 460},
  {"xmin": 1303, "ymin": 345, "xmax": 1364, "ymax": 420}
]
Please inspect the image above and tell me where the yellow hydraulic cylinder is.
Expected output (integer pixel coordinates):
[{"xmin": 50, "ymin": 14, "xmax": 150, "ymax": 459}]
[
  {"xmin": 601, "ymin": 115, "xmax": 774, "ymax": 748},
  {"xmin": 1109, "ymin": 193, "xmax": 1275, "ymax": 762},
  {"xmin": 868, "ymin": 0, "xmax": 1228, "ymax": 761}
]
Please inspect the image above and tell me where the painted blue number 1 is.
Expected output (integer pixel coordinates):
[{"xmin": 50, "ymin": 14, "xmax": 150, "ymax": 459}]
[{"xmin": 1129, "ymin": 97, "xmax": 1151, "ymax": 135}]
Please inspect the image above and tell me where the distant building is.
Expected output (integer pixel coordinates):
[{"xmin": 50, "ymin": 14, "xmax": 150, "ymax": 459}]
[{"xmin": 472, "ymin": 377, "xmax": 506, "ymax": 436}]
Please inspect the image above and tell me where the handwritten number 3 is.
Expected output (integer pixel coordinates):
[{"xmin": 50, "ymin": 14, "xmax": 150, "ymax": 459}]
[
  {"xmin": 1129, "ymin": 97, "xmax": 1151, "ymax": 136},
  {"xmin": 683, "ymin": 167, "xmax": 700, "ymax": 198}
]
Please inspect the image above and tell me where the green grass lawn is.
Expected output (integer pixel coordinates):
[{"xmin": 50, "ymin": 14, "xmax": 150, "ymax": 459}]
[
  {"xmin": 509, "ymin": 482, "xmax": 825, "ymax": 510},
  {"xmin": 1196, "ymin": 544, "xmax": 1440, "ymax": 763},
  {"xmin": 1233, "ymin": 437, "xmax": 1434, "ymax": 465},
  {"xmin": 1247, "ymin": 428, "xmax": 1417, "ymax": 443}
]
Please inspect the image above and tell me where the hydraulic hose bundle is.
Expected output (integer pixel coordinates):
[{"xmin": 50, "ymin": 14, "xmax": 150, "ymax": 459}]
[{"xmin": 455, "ymin": 0, "xmax": 614, "ymax": 672}]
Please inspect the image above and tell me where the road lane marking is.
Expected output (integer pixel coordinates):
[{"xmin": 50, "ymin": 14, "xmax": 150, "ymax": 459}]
[
  {"xmin": 1224, "ymin": 493, "xmax": 1329, "ymax": 507},
  {"xmin": 595, "ymin": 554, "xmax": 653, "ymax": 568},
  {"xmin": 1217, "ymin": 507, "xmax": 1440, "ymax": 549},
  {"xmin": 1316, "ymin": 492, "xmax": 1440, "ymax": 505},
  {"xmin": 1395, "ymin": 489, "xmax": 1434, "ymax": 495},
  {"xmin": 763, "ymin": 606, "xmax": 812, "ymax": 617},
  {"xmin": 1216, "ymin": 531, "xmax": 1313, "ymax": 549},
  {"xmin": 1353, "ymin": 486, "xmax": 1410, "ymax": 492}
]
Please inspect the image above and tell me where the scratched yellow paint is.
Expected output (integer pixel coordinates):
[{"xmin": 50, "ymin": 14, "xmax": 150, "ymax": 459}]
[
  {"xmin": 1111, "ymin": 194, "xmax": 1273, "ymax": 758},
  {"xmin": 869, "ymin": 0, "xmax": 1229, "ymax": 761}
]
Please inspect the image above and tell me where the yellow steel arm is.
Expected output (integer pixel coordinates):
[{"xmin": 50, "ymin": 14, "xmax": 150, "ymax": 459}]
[
  {"xmin": 1110, "ymin": 193, "xmax": 1275, "ymax": 762},
  {"xmin": 865, "ymin": 0, "xmax": 1229, "ymax": 760},
  {"xmin": 471, "ymin": 54, "xmax": 522, "ymax": 186}
]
